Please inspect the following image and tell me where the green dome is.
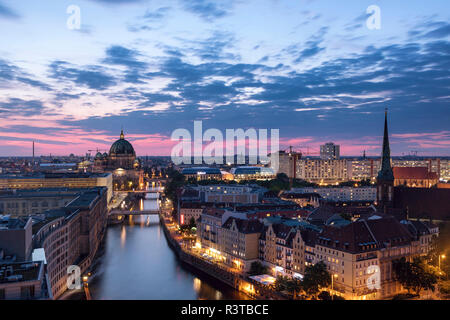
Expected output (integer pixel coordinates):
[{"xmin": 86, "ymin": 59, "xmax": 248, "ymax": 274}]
[
  {"xmin": 94, "ymin": 152, "xmax": 103, "ymax": 160},
  {"xmin": 109, "ymin": 130, "xmax": 135, "ymax": 155}
]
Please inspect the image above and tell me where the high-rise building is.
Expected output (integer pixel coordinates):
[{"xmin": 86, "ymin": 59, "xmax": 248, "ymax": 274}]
[
  {"xmin": 320, "ymin": 142, "xmax": 340, "ymax": 160},
  {"xmin": 270, "ymin": 150, "xmax": 301, "ymax": 179},
  {"xmin": 296, "ymin": 159, "xmax": 349, "ymax": 184}
]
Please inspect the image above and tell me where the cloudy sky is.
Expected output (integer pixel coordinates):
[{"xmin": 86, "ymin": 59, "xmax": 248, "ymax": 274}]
[{"xmin": 0, "ymin": 0, "xmax": 449, "ymax": 157}]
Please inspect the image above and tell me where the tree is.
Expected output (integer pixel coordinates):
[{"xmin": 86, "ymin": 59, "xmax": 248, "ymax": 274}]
[
  {"xmin": 188, "ymin": 217, "xmax": 196, "ymax": 228},
  {"xmin": 274, "ymin": 275, "xmax": 289, "ymax": 292},
  {"xmin": 165, "ymin": 169, "xmax": 186, "ymax": 204},
  {"xmin": 266, "ymin": 173, "xmax": 291, "ymax": 192},
  {"xmin": 301, "ymin": 261, "xmax": 331, "ymax": 299},
  {"xmin": 248, "ymin": 261, "xmax": 268, "ymax": 276},
  {"xmin": 292, "ymin": 179, "xmax": 318, "ymax": 188},
  {"xmin": 274, "ymin": 275, "xmax": 301, "ymax": 297},
  {"xmin": 392, "ymin": 257, "xmax": 438, "ymax": 296},
  {"xmin": 318, "ymin": 290, "xmax": 331, "ymax": 300}
]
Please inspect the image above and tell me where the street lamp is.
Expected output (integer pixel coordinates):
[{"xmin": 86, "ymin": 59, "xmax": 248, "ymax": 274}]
[
  {"xmin": 439, "ymin": 254, "xmax": 446, "ymax": 271},
  {"xmin": 331, "ymin": 274, "xmax": 338, "ymax": 300}
]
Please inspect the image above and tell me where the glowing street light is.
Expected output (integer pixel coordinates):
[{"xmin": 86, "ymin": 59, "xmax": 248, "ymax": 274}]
[
  {"xmin": 331, "ymin": 274, "xmax": 338, "ymax": 300},
  {"xmin": 439, "ymin": 254, "xmax": 446, "ymax": 270}
]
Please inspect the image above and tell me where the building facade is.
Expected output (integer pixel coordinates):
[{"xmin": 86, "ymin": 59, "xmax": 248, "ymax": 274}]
[
  {"xmin": 93, "ymin": 130, "xmax": 144, "ymax": 191},
  {"xmin": 0, "ymin": 173, "xmax": 113, "ymax": 203},
  {"xmin": 393, "ymin": 167, "xmax": 439, "ymax": 188},
  {"xmin": 258, "ymin": 216, "xmax": 437, "ymax": 300},
  {"xmin": 290, "ymin": 187, "xmax": 376, "ymax": 202},
  {"xmin": 320, "ymin": 143, "xmax": 340, "ymax": 160},
  {"xmin": 32, "ymin": 187, "xmax": 108, "ymax": 299},
  {"xmin": 0, "ymin": 261, "xmax": 47, "ymax": 300},
  {"xmin": 231, "ymin": 166, "xmax": 275, "ymax": 181}
]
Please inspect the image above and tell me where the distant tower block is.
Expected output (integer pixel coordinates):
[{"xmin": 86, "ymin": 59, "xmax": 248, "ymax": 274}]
[{"xmin": 320, "ymin": 142, "xmax": 340, "ymax": 160}]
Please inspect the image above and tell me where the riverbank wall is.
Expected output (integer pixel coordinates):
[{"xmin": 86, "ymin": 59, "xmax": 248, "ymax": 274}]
[{"xmin": 159, "ymin": 214, "xmax": 258, "ymax": 299}]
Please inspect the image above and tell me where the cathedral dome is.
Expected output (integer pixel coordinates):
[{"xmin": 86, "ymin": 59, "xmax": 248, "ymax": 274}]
[
  {"xmin": 94, "ymin": 152, "xmax": 103, "ymax": 160},
  {"xmin": 109, "ymin": 130, "xmax": 135, "ymax": 156}
]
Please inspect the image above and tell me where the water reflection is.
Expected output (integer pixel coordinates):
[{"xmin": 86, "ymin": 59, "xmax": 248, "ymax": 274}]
[
  {"xmin": 88, "ymin": 196, "xmax": 245, "ymax": 300},
  {"xmin": 120, "ymin": 226, "xmax": 126, "ymax": 249}
]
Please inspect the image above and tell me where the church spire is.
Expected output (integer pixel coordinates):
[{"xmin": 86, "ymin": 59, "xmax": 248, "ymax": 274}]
[
  {"xmin": 377, "ymin": 108, "xmax": 394, "ymax": 181},
  {"xmin": 120, "ymin": 128, "xmax": 124, "ymax": 140}
]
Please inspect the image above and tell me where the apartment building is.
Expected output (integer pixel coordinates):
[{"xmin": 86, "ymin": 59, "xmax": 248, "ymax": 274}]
[
  {"xmin": 259, "ymin": 218, "xmax": 320, "ymax": 279},
  {"xmin": 219, "ymin": 217, "xmax": 264, "ymax": 272},
  {"xmin": 269, "ymin": 150, "xmax": 301, "ymax": 179},
  {"xmin": 291, "ymin": 187, "xmax": 376, "ymax": 202},
  {"xmin": 348, "ymin": 159, "xmax": 381, "ymax": 181},
  {"xmin": 179, "ymin": 202, "xmax": 208, "ymax": 225},
  {"xmin": 0, "ymin": 261, "xmax": 48, "ymax": 300},
  {"xmin": 0, "ymin": 217, "xmax": 33, "ymax": 262},
  {"xmin": 258, "ymin": 216, "xmax": 437, "ymax": 300},
  {"xmin": 192, "ymin": 185, "xmax": 265, "ymax": 204},
  {"xmin": 320, "ymin": 143, "xmax": 340, "ymax": 160},
  {"xmin": 32, "ymin": 187, "xmax": 108, "ymax": 299},
  {"xmin": 295, "ymin": 159, "xmax": 349, "ymax": 184},
  {"xmin": 276, "ymin": 156, "xmax": 450, "ymax": 182}
]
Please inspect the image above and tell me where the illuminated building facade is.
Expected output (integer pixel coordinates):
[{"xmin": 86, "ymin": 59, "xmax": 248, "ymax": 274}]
[
  {"xmin": 0, "ymin": 173, "xmax": 113, "ymax": 203},
  {"xmin": 296, "ymin": 159, "xmax": 349, "ymax": 184},
  {"xmin": 93, "ymin": 130, "xmax": 143, "ymax": 191},
  {"xmin": 32, "ymin": 187, "xmax": 108, "ymax": 299},
  {"xmin": 320, "ymin": 142, "xmax": 340, "ymax": 160},
  {"xmin": 393, "ymin": 167, "xmax": 439, "ymax": 188}
]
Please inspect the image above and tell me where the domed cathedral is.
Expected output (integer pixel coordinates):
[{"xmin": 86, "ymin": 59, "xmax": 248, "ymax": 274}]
[
  {"xmin": 94, "ymin": 129, "xmax": 143, "ymax": 191},
  {"xmin": 109, "ymin": 129, "xmax": 137, "ymax": 169}
]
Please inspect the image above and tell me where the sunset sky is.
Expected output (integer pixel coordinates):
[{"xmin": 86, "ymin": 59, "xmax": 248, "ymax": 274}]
[{"xmin": 0, "ymin": 0, "xmax": 449, "ymax": 157}]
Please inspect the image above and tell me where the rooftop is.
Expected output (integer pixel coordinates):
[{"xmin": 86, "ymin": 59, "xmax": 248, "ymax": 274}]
[
  {"xmin": 222, "ymin": 217, "xmax": 264, "ymax": 234},
  {"xmin": 0, "ymin": 261, "xmax": 43, "ymax": 284},
  {"xmin": 0, "ymin": 187, "xmax": 95, "ymax": 199},
  {"xmin": 0, "ymin": 216, "xmax": 30, "ymax": 230},
  {"xmin": 0, "ymin": 172, "xmax": 111, "ymax": 180},
  {"xmin": 393, "ymin": 167, "xmax": 438, "ymax": 180},
  {"xmin": 66, "ymin": 188, "xmax": 105, "ymax": 209},
  {"xmin": 202, "ymin": 207, "xmax": 226, "ymax": 218},
  {"xmin": 181, "ymin": 167, "xmax": 222, "ymax": 175},
  {"xmin": 318, "ymin": 217, "xmax": 414, "ymax": 254}
]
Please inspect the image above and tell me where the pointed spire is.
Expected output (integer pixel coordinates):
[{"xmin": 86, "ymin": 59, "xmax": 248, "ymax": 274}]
[
  {"xmin": 120, "ymin": 127, "xmax": 124, "ymax": 140},
  {"xmin": 377, "ymin": 108, "xmax": 394, "ymax": 181}
]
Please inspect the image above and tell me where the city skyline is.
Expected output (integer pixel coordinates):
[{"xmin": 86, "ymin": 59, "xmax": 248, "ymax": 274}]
[{"xmin": 0, "ymin": 0, "xmax": 449, "ymax": 157}]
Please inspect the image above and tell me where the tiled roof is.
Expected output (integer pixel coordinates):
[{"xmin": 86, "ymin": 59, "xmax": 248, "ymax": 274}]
[
  {"xmin": 393, "ymin": 167, "xmax": 438, "ymax": 180},
  {"xmin": 272, "ymin": 223, "xmax": 294, "ymax": 239},
  {"xmin": 202, "ymin": 207, "xmax": 225, "ymax": 218},
  {"xmin": 222, "ymin": 217, "xmax": 264, "ymax": 234},
  {"xmin": 318, "ymin": 217, "xmax": 413, "ymax": 254}
]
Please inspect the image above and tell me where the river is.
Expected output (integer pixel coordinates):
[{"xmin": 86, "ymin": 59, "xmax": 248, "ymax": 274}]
[{"xmin": 85, "ymin": 193, "xmax": 246, "ymax": 300}]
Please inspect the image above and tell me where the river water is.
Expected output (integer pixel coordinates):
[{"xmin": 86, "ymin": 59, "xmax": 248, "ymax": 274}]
[{"xmin": 86, "ymin": 193, "xmax": 246, "ymax": 300}]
